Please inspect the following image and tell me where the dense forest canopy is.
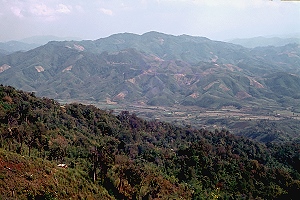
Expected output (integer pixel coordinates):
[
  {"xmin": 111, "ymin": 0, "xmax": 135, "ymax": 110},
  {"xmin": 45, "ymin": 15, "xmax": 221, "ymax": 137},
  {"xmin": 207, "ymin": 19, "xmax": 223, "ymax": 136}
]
[{"xmin": 0, "ymin": 85, "xmax": 299, "ymax": 199}]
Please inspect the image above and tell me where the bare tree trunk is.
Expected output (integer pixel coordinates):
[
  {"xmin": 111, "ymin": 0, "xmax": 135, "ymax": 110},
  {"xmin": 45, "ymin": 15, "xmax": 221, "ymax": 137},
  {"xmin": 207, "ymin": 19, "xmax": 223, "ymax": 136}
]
[
  {"xmin": 28, "ymin": 145, "xmax": 31, "ymax": 157},
  {"xmin": 93, "ymin": 166, "xmax": 97, "ymax": 183}
]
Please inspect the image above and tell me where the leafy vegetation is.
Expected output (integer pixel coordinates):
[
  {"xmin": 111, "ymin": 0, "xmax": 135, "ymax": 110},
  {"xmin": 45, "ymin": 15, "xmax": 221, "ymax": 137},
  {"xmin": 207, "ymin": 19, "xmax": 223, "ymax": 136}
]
[{"xmin": 0, "ymin": 85, "xmax": 299, "ymax": 199}]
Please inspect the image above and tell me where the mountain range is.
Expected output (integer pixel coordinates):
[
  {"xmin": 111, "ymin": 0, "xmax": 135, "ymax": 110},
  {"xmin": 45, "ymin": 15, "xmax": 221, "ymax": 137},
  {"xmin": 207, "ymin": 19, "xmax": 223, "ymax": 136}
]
[
  {"xmin": 0, "ymin": 36, "xmax": 81, "ymax": 54},
  {"xmin": 229, "ymin": 36, "xmax": 300, "ymax": 48},
  {"xmin": 0, "ymin": 41, "xmax": 40, "ymax": 55},
  {"xmin": 0, "ymin": 31, "xmax": 299, "ymax": 110}
]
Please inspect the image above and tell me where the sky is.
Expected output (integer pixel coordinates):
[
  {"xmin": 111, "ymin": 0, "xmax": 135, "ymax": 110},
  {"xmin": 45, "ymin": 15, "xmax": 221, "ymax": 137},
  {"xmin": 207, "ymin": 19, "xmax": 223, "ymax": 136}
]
[{"xmin": 0, "ymin": 0, "xmax": 299, "ymax": 42}]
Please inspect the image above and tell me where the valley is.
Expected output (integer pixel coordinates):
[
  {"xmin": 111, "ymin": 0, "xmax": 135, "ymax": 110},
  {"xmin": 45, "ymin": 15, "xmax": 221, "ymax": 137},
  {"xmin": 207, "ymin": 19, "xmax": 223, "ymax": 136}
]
[
  {"xmin": 0, "ymin": 31, "xmax": 300, "ymax": 199},
  {"xmin": 57, "ymin": 98, "xmax": 300, "ymax": 143},
  {"xmin": 64, "ymin": 100, "xmax": 297, "ymax": 123},
  {"xmin": 1, "ymin": 31, "xmax": 300, "ymax": 144}
]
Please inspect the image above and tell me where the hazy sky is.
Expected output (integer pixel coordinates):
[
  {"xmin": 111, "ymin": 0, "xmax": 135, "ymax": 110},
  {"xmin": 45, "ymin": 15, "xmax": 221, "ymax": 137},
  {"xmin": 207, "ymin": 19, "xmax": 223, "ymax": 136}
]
[{"xmin": 0, "ymin": 0, "xmax": 299, "ymax": 42}]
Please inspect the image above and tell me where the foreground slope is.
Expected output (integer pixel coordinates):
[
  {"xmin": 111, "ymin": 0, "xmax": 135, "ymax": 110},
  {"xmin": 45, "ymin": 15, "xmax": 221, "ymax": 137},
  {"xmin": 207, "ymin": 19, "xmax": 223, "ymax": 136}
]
[
  {"xmin": 0, "ymin": 149, "xmax": 113, "ymax": 199},
  {"xmin": 0, "ymin": 85, "xmax": 299, "ymax": 199}
]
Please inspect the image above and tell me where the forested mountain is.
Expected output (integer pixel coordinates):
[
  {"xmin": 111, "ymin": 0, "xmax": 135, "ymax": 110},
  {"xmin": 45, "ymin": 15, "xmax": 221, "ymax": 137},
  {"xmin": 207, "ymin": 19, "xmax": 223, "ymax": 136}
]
[
  {"xmin": 0, "ymin": 85, "xmax": 299, "ymax": 199},
  {"xmin": 0, "ymin": 41, "xmax": 40, "ymax": 54},
  {"xmin": 0, "ymin": 32, "xmax": 299, "ymax": 109}
]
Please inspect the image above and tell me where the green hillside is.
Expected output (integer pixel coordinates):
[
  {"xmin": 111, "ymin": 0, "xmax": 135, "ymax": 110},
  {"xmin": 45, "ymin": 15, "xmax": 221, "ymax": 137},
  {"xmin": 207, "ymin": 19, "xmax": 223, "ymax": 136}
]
[
  {"xmin": 0, "ymin": 32, "xmax": 299, "ymax": 110},
  {"xmin": 0, "ymin": 85, "xmax": 299, "ymax": 199}
]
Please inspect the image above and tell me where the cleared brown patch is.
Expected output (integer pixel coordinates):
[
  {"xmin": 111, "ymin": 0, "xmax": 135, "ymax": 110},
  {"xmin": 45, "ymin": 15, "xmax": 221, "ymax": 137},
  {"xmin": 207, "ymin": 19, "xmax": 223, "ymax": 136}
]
[
  {"xmin": 0, "ymin": 64, "xmax": 11, "ymax": 73},
  {"xmin": 106, "ymin": 98, "xmax": 117, "ymax": 105},
  {"xmin": 235, "ymin": 91, "xmax": 252, "ymax": 100},
  {"xmin": 202, "ymin": 68, "xmax": 214, "ymax": 76},
  {"xmin": 127, "ymin": 78, "xmax": 136, "ymax": 84},
  {"xmin": 62, "ymin": 65, "xmax": 73, "ymax": 72},
  {"xmin": 223, "ymin": 64, "xmax": 242, "ymax": 72},
  {"xmin": 189, "ymin": 92, "xmax": 199, "ymax": 98},
  {"xmin": 35, "ymin": 66, "xmax": 45, "ymax": 72},
  {"xmin": 113, "ymin": 91, "xmax": 128, "ymax": 101},
  {"xmin": 219, "ymin": 83, "xmax": 230, "ymax": 92},
  {"xmin": 248, "ymin": 77, "xmax": 264, "ymax": 88},
  {"xmin": 73, "ymin": 44, "xmax": 85, "ymax": 51},
  {"xmin": 204, "ymin": 81, "xmax": 219, "ymax": 90}
]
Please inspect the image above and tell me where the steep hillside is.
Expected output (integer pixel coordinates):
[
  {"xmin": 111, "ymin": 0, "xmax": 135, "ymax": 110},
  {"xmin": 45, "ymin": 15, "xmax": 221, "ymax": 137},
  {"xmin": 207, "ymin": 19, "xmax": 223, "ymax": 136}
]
[
  {"xmin": 0, "ymin": 32, "xmax": 299, "ymax": 110},
  {"xmin": 0, "ymin": 149, "xmax": 113, "ymax": 199},
  {"xmin": 0, "ymin": 85, "xmax": 299, "ymax": 199}
]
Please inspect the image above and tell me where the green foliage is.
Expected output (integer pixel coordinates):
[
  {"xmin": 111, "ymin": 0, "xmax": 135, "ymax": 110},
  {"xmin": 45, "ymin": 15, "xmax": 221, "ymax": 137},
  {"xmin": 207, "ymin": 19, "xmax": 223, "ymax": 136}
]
[{"xmin": 0, "ymin": 85, "xmax": 299, "ymax": 199}]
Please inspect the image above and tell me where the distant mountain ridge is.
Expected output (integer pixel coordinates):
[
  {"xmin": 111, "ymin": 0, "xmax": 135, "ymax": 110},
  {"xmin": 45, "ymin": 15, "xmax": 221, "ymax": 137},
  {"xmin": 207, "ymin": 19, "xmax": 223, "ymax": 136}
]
[
  {"xmin": 0, "ymin": 35, "xmax": 81, "ymax": 54},
  {"xmin": 19, "ymin": 35, "xmax": 82, "ymax": 45},
  {"xmin": 0, "ymin": 32, "xmax": 299, "ymax": 109},
  {"xmin": 229, "ymin": 36, "xmax": 300, "ymax": 48},
  {"xmin": 0, "ymin": 41, "xmax": 40, "ymax": 54}
]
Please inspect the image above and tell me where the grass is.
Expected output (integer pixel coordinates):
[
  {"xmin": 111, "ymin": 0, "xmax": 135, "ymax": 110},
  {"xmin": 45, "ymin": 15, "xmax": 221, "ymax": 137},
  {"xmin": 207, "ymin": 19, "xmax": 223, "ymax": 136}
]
[{"xmin": 0, "ymin": 149, "xmax": 114, "ymax": 200}]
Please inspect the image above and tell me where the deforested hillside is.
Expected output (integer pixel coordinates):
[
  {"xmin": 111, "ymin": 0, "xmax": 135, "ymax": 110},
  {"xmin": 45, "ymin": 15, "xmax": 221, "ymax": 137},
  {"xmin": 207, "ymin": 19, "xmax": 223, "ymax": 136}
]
[
  {"xmin": 0, "ymin": 85, "xmax": 299, "ymax": 199},
  {"xmin": 0, "ymin": 32, "xmax": 299, "ymax": 110}
]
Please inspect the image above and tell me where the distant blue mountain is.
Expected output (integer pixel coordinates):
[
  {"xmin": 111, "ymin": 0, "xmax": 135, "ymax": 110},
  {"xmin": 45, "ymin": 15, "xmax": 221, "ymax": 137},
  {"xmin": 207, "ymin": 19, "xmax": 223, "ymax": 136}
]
[
  {"xmin": 0, "ymin": 35, "xmax": 82, "ymax": 54},
  {"xmin": 229, "ymin": 36, "xmax": 300, "ymax": 48},
  {"xmin": 19, "ymin": 35, "xmax": 81, "ymax": 45},
  {"xmin": 0, "ymin": 41, "xmax": 40, "ymax": 53}
]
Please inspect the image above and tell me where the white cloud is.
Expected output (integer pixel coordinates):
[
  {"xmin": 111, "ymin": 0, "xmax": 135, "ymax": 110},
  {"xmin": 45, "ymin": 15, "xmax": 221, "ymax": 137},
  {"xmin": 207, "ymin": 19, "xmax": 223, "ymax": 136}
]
[
  {"xmin": 29, "ymin": 3, "xmax": 54, "ymax": 16},
  {"xmin": 57, "ymin": 4, "xmax": 72, "ymax": 14},
  {"xmin": 10, "ymin": 6, "xmax": 24, "ymax": 18},
  {"xmin": 24, "ymin": 2, "xmax": 73, "ymax": 21},
  {"xmin": 0, "ymin": 0, "xmax": 299, "ymax": 41},
  {"xmin": 99, "ymin": 8, "xmax": 113, "ymax": 16}
]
